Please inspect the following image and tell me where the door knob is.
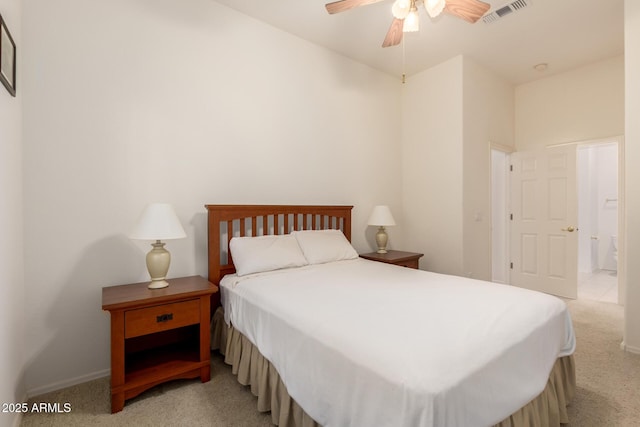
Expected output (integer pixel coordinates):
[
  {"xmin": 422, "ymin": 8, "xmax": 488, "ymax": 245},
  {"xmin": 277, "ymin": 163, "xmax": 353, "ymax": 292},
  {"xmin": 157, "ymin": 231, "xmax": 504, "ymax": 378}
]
[{"xmin": 561, "ymin": 226, "xmax": 575, "ymax": 232}]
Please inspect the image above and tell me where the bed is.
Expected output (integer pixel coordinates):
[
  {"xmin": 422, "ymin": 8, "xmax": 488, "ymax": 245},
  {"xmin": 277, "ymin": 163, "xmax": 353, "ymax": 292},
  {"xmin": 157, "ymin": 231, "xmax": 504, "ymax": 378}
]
[{"xmin": 206, "ymin": 204, "xmax": 576, "ymax": 427}]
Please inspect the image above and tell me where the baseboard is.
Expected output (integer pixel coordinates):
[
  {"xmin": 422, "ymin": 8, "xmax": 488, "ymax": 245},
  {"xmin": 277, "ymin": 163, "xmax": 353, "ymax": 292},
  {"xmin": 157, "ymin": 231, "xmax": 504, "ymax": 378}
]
[
  {"xmin": 620, "ymin": 340, "xmax": 640, "ymax": 354},
  {"xmin": 26, "ymin": 368, "xmax": 110, "ymax": 398}
]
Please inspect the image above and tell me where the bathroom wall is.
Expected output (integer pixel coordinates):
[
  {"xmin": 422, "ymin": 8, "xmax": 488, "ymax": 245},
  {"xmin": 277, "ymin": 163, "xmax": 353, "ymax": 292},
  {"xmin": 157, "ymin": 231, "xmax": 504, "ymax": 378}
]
[
  {"xmin": 577, "ymin": 143, "xmax": 618, "ymax": 273},
  {"xmin": 578, "ymin": 146, "xmax": 598, "ymax": 273},
  {"xmin": 597, "ymin": 144, "xmax": 619, "ymax": 270}
]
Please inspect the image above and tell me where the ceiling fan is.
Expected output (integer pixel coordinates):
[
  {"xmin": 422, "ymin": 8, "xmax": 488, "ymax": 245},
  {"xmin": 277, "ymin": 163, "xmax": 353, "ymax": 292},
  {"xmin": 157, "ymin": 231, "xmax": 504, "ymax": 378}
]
[{"xmin": 325, "ymin": 0, "xmax": 491, "ymax": 47}]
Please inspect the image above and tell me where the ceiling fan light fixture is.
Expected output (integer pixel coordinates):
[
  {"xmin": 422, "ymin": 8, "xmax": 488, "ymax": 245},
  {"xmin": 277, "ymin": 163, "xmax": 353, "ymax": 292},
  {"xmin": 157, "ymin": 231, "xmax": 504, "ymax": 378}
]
[
  {"xmin": 392, "ymin": 0, "xmax": 411, "ymax": 19},
  {"xmin": 425, "ymin": 0, "xmax": 446, "ymax": 18},
  {"xmin": 403, "ymin": 4, "xmax": 420, "ymax": 32}
]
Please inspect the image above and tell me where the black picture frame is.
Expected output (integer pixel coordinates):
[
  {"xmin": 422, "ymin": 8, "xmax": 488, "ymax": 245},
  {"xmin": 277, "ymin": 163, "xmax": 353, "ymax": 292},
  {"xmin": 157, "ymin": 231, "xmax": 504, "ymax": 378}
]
[{"xmin": 0, "ymin": 13, "xmax": 16, "ymax": 97}]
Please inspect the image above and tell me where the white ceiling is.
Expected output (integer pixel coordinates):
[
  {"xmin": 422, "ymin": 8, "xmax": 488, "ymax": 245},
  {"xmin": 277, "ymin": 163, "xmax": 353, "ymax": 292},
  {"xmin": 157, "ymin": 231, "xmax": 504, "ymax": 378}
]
[{"xmin": 213, "ymin": 0, "xmax": 624, "ymax": 84}]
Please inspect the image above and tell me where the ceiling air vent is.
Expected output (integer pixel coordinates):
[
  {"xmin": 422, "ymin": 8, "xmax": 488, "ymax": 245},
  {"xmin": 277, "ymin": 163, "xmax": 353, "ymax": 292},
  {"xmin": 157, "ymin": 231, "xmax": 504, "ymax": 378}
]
[{"xmin": 482, "ymin": 0, "xmax": 531, "ymax": 24}]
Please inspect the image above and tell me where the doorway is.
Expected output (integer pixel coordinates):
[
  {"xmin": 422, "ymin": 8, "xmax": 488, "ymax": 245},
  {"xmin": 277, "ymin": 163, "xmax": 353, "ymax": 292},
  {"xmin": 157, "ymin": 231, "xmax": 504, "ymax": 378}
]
[
  {"xmin": 492, "ymin": 138, "xmax": 624, "ymax": 305},
  {"xmin": 577, "ymin": 142, "xmax": 619, "ymax": 303}
]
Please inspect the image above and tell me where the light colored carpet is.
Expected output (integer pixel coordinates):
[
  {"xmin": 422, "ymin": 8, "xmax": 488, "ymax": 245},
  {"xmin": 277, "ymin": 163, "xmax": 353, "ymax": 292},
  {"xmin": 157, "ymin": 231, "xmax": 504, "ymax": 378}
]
[
  {"xmin": 20, "ymin": 353, "xmax": 273, "ymax": 427},
  {"xmin": 564, "ymin": 299, "xmax": 640, "ymax": 426},
  {"xmin": 20, "ymin": 299, "xmax": 640, "ymax": 427}
]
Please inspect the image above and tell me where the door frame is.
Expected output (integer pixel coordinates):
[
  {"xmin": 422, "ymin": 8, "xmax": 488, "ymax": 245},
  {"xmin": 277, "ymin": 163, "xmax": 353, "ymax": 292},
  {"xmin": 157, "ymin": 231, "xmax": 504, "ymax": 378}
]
[
  {"xmin": 549, "ymin": 136, "xmax": 625, "ymax": 305},
  {"xmin": 491, "ymin": 136, "xmax": 625, "ymax": 304}
]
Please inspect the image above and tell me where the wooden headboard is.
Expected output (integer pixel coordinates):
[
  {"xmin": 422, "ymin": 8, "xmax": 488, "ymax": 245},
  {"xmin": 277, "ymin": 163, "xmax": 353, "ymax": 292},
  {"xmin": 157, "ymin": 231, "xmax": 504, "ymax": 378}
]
[{"xmin": 205, "ymin": 204, "xmax": 354, "ymax": 285}]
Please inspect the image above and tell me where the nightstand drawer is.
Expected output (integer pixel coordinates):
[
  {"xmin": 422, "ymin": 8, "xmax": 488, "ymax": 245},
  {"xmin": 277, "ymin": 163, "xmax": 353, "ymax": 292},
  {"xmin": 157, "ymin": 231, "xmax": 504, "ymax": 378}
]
[{"xmin": 125, "ymin": 299, "xmax": 200, "ymax": 339}]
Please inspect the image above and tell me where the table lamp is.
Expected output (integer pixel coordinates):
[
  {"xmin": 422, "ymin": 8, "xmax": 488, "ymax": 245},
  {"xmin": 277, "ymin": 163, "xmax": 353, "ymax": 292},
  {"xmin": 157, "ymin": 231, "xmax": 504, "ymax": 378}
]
[
  {"xmin": 367, "ymin": 205, "xmax": 396, "ymax": 254},
  {"xmin": 130, "ymin": 203, "xmax": 186, "ymax": 289}
]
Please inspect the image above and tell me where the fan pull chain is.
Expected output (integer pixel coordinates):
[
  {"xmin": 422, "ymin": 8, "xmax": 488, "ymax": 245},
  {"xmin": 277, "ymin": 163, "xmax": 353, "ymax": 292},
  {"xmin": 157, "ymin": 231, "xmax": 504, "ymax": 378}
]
[{"xmin": 402, "ymin": 35, "xmax": 406, "ymax": 84}]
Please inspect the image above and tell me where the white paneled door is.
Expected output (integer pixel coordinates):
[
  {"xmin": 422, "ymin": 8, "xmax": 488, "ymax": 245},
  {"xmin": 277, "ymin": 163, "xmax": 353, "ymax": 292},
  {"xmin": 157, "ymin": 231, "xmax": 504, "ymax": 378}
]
[{"xmin": 510, "ymin": 146, "xmax": 578, "ymax": 298}]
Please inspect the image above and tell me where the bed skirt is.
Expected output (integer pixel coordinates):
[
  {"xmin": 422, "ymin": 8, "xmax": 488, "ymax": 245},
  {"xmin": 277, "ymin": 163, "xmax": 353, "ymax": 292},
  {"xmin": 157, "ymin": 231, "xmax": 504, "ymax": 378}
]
[{"xmin": 211, "ymin": 307, "xmax": 575, "ymax": 427}]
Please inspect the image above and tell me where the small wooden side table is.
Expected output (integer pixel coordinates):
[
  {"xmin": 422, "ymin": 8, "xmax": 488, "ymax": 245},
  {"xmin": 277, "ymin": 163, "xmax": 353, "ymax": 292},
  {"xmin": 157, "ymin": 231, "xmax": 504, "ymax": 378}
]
[
  {"xmin": 360, "ymin": 250, "xmax": 424, "ymax": 269},
  {"xmin": 102, "ymin": 275, "xmax": 218, "ymax": 413}
]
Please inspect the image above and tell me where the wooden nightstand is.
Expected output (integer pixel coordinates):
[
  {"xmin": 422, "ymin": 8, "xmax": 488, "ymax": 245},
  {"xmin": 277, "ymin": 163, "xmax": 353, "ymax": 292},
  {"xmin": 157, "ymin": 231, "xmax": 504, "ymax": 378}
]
[
  {"xmin": 360, "ymin": 250, "xmax": 424, "ymax": 269},
  {"xmin": 102, "ymin": 275, "xmax": 218, "ymax": 413}
]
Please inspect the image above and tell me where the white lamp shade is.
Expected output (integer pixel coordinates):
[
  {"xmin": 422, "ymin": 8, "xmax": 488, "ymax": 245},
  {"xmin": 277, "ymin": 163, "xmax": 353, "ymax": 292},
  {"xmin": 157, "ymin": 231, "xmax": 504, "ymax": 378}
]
[
  {"xmin": 392, "ymin": 0, "xmax": 410, "ymax": 19},
  {"xmin": 129, "ymin": 203, "xmax": 187, "ymax": 240},
  {"xmin": 425, "ymin": 0, "xmax": 446, "ymax": 18},
  {"xmin": 367, "ymin": 205, "xmax": 396, "ymax": 226},
  {"xmin": 403, "ymin": 7, "xmax": 420, "ymax": 32}
]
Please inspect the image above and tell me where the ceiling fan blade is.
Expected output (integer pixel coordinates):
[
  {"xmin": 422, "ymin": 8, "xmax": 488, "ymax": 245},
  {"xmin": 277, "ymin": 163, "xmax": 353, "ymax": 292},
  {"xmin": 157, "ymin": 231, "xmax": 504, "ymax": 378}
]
[
  {"xmin": 444, "ymin": 0, "xmax": 491, "ymax": 23},
  {"xmin": 325, "ymin": 0, "xmax": 386, "ymax": 15},
  {"xmin": 382, "ymin": 18, "xmax": 404, "ymax": 48}
]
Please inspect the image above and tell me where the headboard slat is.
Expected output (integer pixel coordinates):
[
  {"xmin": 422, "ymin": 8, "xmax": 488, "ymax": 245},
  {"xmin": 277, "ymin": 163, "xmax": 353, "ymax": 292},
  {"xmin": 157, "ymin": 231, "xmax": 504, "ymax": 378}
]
[{"xmin": 226, "ymin": 220, "xmax": 233, "ymax": 265}]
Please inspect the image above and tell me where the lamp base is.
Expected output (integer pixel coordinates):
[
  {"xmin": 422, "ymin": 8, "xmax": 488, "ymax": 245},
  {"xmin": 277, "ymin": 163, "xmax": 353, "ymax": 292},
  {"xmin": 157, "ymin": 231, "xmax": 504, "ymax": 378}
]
[
  {"xmin": 375, "ymin": 226, "xmax": 389, "ymax": 254},
  {"xmin": 146, "ymin": 240, "xmax": 171, "ymax": 289},
  {"xmin": 148, "ymin": 279, "xmax": 169, "ymax": 289}
]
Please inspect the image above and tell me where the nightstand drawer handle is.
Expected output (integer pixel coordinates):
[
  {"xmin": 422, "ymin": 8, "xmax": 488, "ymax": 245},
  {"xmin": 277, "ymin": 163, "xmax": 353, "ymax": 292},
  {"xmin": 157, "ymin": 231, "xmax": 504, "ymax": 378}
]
[{"xmin": 156, "ymin": 313, "xmax": 173, "ymax": 323}]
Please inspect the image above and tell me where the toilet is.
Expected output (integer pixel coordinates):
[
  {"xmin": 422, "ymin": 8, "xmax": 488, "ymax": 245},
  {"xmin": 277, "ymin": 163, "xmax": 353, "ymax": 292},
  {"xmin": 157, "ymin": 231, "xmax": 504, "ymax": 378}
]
[{"xmin": 611, "ymin": 235, "xmax": 618, "ymax": 266}]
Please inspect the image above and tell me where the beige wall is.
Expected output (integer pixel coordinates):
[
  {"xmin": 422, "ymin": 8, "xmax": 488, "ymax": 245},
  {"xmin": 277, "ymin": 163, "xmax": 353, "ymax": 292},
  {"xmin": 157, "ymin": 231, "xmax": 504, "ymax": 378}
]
[
  {"xmin": 401, "ymin": 56, "xmax": 514, "ymax": 279},
  {"xmin": 462, "ymin": 57, "xmax": 515, "ymax": 280},
  {"xmin": 401, "ymin": 56, "xmax": 464, "ymax": 275},
  {"xmin": 21, "ymin": 0, "xmax": 402, "ymax": 395},
  {"xmin": 515, "ymin": 55, "xmax": 624, "ymax": 149},
  {"xmin": 624, "ymin": 0, "xmax": 640, "ymax": 353},
  {"xmin": 0, "ymin": 0, "xmax": 25, "ymax": 425}
]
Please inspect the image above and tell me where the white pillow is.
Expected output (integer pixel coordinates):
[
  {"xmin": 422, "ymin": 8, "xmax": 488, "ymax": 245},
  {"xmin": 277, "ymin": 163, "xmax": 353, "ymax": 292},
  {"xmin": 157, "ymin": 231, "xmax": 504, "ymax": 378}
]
[
  {"xmin": 229, "ymin": 234, "xmax": 308, "ymax": 276},
  {"xmin": 293, "ymin": 229, "xmax": 358, "ymax": 265}
]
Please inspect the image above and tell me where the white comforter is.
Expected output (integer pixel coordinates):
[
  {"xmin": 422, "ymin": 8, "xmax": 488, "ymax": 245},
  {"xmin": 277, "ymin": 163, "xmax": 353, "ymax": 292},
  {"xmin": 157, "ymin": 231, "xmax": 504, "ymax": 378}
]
[{"xmin": 220, "ymin": 258, "xmax": 575, "ymax": 427}]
